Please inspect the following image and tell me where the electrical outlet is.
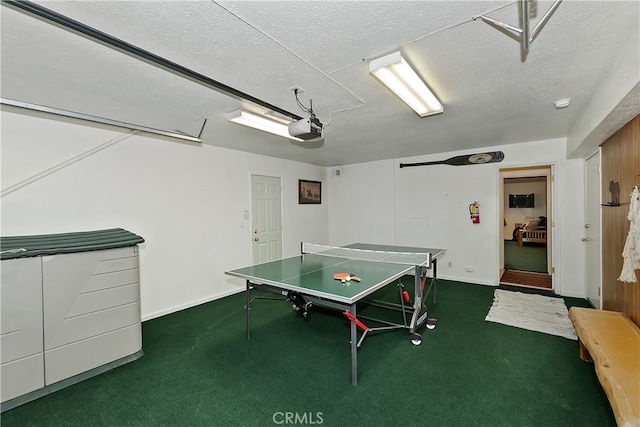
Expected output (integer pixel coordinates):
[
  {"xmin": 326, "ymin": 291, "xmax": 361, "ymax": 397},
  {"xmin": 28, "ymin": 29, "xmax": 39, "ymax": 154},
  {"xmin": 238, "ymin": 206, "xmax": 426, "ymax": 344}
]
[
  {"xmin": 447, "ymin": 261, "xmax": 452, "ymax": 268},
  {"xmin": 465, "ymin": 265, "xmax": 474, "ymax": 272}
]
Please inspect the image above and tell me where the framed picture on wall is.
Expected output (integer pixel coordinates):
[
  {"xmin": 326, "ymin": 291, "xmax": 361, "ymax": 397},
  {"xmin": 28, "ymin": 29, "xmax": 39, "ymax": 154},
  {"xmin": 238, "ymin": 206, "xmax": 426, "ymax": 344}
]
[{"xmin": 299, "ymin": 180, "xmax": 321, "ymax": 204}]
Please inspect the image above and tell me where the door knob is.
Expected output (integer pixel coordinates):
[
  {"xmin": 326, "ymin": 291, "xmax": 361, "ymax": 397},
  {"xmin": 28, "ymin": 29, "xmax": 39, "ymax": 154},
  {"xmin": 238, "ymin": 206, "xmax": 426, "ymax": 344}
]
[
  {"xmin": 254, "ymin": 237, "xmax": 259, "ymax": 241},
  {"xmin": 581, "ymin": 237, "xmax": 590, "ymax": 242}
]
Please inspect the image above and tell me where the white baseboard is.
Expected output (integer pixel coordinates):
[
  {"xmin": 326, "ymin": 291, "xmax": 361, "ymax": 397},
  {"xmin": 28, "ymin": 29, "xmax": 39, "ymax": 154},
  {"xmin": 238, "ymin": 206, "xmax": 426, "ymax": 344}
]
[{"xmin": 141, "ymin": 287, "xmax": 244, "ymax": 322}]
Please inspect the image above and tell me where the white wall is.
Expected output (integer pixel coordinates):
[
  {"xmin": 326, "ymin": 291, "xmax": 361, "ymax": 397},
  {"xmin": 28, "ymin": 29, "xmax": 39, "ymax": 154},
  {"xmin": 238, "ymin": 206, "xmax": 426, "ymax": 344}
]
[
  {"xmin": 327, "ymin": 160, "xmax": 396, "ymax": 246},
  {"xmin": 1, "ymin": 109, "xmax": 328, "ymax": 320},
  {"xmin": 328, "ymin": 139, "xmax": 587, "ymax": 298}
]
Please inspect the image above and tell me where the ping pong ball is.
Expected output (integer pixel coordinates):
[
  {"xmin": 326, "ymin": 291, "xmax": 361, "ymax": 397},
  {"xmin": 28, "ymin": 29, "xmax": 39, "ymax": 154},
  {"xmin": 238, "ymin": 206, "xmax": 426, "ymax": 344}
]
[{"xmin": 346, "ymin": 276, "xmax": 351, "ymax": 282}]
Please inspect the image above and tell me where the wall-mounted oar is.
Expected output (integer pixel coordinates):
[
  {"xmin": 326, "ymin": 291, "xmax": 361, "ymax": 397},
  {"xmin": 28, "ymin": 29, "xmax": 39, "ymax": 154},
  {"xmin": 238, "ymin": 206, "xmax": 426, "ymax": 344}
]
[{"xmin": 399, "ymin": 151, "xmax": 504, "ymax": 168}]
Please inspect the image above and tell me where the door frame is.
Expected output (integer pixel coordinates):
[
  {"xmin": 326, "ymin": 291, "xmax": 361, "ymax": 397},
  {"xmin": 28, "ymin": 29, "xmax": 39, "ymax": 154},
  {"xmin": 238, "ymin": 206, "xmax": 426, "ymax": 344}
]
[{"xmin": 498, "ymin": 165, "xmax": 554, "ymax": 288}]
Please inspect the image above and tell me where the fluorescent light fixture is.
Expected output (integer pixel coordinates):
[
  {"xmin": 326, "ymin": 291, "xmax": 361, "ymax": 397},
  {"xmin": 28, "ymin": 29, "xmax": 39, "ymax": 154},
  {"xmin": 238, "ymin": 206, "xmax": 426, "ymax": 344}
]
[
  {"xmin": 369, "ymin": 51, "xmax": 443, "ymax": 117},
  {"xmin": 227, "ymin": 109, "xmax": 302, "ymax": 141}
]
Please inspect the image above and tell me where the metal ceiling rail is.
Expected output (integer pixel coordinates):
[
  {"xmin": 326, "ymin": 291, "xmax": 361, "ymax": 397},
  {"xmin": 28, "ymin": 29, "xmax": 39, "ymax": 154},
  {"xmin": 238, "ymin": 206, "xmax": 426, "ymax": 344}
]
[
  {"xmin": 1, "ymin": 98, "xmax": 202, "ymax": 143},
  {"xmin": 2, "ymin": 0, "xmax": 303, "ymax": 121}
]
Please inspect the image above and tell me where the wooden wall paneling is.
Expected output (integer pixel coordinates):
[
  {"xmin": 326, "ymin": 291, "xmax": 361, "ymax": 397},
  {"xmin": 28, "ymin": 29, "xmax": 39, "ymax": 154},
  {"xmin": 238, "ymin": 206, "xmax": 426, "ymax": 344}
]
[
  {"xmin": 631, "ymin": 116, "xmax": 640, "ymax": 324},
  {"xmin": 601, "ymin": 133, "xmax": 620, "ymax": 309},
  {"xmin": 600, "ymin": 114, "xmax": 640, "ymax": 325}
]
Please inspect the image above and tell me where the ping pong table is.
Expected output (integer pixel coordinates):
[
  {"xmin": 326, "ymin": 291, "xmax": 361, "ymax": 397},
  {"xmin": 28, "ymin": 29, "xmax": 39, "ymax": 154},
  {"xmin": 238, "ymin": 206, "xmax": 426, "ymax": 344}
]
[{"xmin": 225, "ymin": 242, "xmax": 446, "ymax": 385}]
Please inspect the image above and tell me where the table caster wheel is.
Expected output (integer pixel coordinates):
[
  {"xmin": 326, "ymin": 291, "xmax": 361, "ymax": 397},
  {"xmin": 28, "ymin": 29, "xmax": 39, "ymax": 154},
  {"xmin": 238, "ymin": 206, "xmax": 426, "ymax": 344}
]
[
  {"xmin": 426, "ymin": 318, "xmax": 437, "ymax": 330},
  {"xmin": 410, "ymin": 333, "xmax": 422, "ymax": 346}
]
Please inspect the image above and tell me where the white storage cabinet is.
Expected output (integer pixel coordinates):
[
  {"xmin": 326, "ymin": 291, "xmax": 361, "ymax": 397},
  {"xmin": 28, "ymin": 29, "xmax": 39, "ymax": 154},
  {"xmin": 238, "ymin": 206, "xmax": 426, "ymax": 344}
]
[{"xmin": 0, "ymin": 228, "xmax": 145, "ymax": 410}]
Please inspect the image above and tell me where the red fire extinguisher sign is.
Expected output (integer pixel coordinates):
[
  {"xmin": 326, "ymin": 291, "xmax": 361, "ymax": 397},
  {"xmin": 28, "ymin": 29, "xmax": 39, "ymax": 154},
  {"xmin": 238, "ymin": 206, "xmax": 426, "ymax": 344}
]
[{"xmin": 469, "ymin": 202, "xmax": 480, "ymax": 224}]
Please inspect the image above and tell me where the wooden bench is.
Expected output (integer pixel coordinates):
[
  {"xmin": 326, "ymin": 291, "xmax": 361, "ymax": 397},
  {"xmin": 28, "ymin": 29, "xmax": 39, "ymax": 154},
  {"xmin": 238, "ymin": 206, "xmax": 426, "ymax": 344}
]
[{"xmin": 568, "ymin": 307, "xmax": 640, "ymax": 427}]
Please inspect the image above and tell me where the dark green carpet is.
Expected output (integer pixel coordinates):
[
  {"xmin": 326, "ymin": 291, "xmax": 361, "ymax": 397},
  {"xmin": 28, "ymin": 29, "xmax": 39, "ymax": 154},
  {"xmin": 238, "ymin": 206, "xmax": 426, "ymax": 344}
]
[
  {"xmin": 1, "ymin": 280, "xmax": 614, "ymax": 426},
  {"xmin": 504, "ymin": 240, "xmax": 548, "ymax": 273}
]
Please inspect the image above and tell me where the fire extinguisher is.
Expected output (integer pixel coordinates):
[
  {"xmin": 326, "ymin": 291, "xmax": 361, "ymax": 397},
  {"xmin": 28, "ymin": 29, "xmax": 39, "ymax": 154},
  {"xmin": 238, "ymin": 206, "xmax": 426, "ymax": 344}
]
[{"xmin": 469, "ymin": 202, "xmax": 480, "ymax": 224}]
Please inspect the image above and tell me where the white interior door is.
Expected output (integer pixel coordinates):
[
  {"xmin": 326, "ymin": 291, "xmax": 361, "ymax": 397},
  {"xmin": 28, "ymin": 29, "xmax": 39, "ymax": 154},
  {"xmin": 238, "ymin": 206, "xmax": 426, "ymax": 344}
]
[
  {"xmin": 251, "ymin": 175, "xmax": 282, "ymax": 264},
  {"xmin": 585, "ymin": 152, "xmax": 602, "ymax": 308}
]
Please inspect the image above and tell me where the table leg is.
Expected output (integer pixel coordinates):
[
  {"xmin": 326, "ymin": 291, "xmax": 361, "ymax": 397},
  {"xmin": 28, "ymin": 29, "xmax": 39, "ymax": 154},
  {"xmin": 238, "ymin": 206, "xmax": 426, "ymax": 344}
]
[
  {"xmin": 246, "ymin": 280, "xmax": 251, "ymax": 340},
  {"xmin": 432, "ymin": 260, "xmax": 438, "ymax": 305},
  {"xmin": 350, "ymin": 303, "xmax": 358, "ymax": 386}
]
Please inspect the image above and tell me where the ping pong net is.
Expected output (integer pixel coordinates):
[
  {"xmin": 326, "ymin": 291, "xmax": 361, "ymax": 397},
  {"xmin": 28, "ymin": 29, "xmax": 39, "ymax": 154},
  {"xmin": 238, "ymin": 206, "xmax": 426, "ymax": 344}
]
[{"xmin": 302, "ymin": 243, "xmax": 431, "ymax": 268}]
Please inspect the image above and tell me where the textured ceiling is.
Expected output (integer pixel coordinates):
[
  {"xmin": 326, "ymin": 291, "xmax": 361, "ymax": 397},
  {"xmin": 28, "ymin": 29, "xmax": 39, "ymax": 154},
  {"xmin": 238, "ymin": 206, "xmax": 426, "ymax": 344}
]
[{"xmin": 1, "ymin": 1, "xmax": 639, "ymax": 166}]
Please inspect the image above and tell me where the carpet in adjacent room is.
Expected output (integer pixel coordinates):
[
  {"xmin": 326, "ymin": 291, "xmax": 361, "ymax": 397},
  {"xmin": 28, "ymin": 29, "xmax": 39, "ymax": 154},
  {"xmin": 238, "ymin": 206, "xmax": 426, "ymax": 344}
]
[{"xmin": 504, "ymin": 239, "xmax": 547, "ymax": 273}]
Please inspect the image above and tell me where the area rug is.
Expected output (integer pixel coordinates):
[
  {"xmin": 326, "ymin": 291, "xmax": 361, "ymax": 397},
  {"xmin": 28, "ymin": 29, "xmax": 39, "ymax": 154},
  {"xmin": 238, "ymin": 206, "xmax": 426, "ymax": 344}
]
[{"xmin": 485, "ymin": 289, "xmax": 577, "ymax": 340}]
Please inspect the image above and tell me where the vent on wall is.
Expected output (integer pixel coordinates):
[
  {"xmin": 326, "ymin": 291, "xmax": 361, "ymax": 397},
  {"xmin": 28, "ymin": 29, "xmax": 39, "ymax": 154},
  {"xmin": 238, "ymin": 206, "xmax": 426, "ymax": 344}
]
[
  {"xmin": 330, "ymin": 168, "xmax": 343, "ymax": 178},
  {"xmin": 509, "ymin": 193, "xmax": 534, "ymax": 208}
]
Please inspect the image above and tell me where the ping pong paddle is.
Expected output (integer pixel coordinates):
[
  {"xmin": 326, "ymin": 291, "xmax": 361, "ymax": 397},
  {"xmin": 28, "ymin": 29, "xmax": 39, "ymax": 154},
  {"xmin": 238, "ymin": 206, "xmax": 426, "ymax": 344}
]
[{"xmin": 333, "ymin": 272, "xmax": 361, "ymax": 283}]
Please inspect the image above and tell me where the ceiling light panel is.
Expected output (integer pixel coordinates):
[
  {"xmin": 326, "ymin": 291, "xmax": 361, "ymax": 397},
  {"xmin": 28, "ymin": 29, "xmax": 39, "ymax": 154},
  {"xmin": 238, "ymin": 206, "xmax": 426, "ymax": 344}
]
[
  {"xmin": 228, "ymin": 110, "xmax": 302, "ymax": 141},
  {"xmin": 370, "ymin": 51, "xmax": 443, "ymax": 117}
]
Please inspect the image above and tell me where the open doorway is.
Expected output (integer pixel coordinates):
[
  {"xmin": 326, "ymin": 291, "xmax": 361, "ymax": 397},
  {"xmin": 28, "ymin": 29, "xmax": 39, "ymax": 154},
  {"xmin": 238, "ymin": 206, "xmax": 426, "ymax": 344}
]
[{"xmin": 499, "ymin": 166, "xmax": 552, "ymax": 290}]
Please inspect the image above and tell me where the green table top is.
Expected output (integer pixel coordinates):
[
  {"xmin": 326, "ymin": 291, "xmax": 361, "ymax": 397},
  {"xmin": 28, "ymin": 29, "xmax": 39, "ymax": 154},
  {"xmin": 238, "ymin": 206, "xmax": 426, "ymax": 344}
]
[{"xmin": 226, "ymin": 243, "xmax": 445, "ymax": 304}]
